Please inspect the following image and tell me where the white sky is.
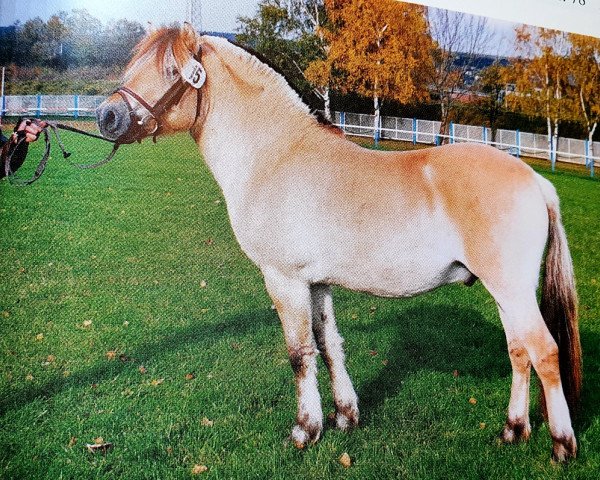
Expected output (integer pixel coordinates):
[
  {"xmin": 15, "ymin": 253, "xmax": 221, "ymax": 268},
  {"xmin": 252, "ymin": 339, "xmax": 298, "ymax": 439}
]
[
  {"xmin": 6, "ymin": 0, "xmax": 593, "ymax": 58},
  {"xmin": 0, "ymin": 0, "xmax": 259, "ymax": 31}
]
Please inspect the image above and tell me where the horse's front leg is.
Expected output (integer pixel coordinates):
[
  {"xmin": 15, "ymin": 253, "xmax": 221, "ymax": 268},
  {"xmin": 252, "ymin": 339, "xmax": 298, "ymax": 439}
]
[
  {"xmin": 311, "ymin": 284, "xmax": 359, "ymax": 430},
  {"xmin": 262, "ymin": 267, "xmax": 322, "ymax": 448}
]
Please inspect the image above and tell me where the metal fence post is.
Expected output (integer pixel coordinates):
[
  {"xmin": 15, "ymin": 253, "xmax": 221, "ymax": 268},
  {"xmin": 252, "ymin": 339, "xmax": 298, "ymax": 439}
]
[
  {"xmin": 483, "ymin": 126, "xmax": 487, "ymax": 144},
  {"xmin": 374, "ymin": 115, "xmax": 380, "ymax": 148},
  {"xmin": 585, "ymin": 139, "xmax": 594, "ymax": 178},
  {"xmin": 36, "ymin": 93, "xmax": 42, "ymax": 117},
  {"xmin": 449, "ymin": 122, "xmax": 454, "ymax": 144},
  {"xmin": 412, "ymin": 118, "xmax": 417, "ymax": 145},
  {"xmin": 516, "ymin": 129, "xmax": 520, "ymax": 158},
  {"xmin": 74, "ymin": 94, "xmax": 79, "ymax": 119},
  {"xmin": 340, "ymin": 111, "xmax": 345, "ymax": 133},
  {"xmin": 1, "ymin": 95, "xmax": 5, "ymax": 118}
]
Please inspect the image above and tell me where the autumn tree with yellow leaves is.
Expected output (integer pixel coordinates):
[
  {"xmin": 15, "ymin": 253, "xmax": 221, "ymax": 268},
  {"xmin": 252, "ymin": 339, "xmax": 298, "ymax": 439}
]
[
  {"xmin": 568, "ymin": 33, "xmax": 600, "ymax": 157},
  {"xmin": 506, "ymin": 26, "xmax": 573, "ymax": 162},
  {"xmin": 306, "ymin": 0, "xmax": 433, "ymax": 137}
]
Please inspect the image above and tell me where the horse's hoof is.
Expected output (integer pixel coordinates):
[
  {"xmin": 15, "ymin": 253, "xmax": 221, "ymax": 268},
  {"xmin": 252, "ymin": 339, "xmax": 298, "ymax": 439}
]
[
  {"xmin": 552, "ymin": 435, "xmax": 577, "ymax": 463},
  {"xmin": 335, "ymin": 404, "xmax": 359, "ymax": 431},
  {"xmin": 291, "ymin": 422, "xmax": 321, "ymax": 449},
  {"xmin": 499, "ymin": 419, "xmax": 531, "ymax": 444}
]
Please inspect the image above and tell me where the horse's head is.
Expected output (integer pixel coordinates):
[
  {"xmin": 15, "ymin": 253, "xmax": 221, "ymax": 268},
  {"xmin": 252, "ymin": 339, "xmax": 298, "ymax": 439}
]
[{"xmin": 96, "ymin": 23, "xmax": 205, "ymax": 144}]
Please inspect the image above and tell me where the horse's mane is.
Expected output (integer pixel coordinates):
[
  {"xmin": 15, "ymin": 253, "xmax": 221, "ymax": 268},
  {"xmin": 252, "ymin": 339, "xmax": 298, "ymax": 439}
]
[{"xmin": 128, "ymin": 27, "xmax": 337, "ymax": 130}]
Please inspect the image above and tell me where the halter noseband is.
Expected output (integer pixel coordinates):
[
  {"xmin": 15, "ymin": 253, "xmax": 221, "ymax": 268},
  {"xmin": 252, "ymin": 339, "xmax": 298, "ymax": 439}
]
[{"xmin": 113, "ymin": 47, "xmax": 205, "ymax": 144}]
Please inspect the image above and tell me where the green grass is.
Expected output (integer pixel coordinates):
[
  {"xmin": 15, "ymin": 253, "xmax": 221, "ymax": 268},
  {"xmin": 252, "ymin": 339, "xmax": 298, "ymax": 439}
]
[{"xmin": 1, "ymin": 131, "xmax": 599, "ymax": 479}]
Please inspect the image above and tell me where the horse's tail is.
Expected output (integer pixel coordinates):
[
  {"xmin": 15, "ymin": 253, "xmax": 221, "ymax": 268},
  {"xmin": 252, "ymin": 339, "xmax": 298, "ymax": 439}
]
[{"xmin": 536, "ymin": 174, "xmax": 582, "ymax": 418}]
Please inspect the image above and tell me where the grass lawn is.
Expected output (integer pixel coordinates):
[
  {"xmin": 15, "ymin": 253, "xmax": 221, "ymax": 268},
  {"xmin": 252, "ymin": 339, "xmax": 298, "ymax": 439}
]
[{"xmin": 1, "ymin": 130, "xmax": 599, "ymax": 479}]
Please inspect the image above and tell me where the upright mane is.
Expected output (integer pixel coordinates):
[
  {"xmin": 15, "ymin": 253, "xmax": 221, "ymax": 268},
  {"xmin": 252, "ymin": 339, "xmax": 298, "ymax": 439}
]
[{"xmin": 201, "ymin": 36, "xmax": 338, "ymax": 129}]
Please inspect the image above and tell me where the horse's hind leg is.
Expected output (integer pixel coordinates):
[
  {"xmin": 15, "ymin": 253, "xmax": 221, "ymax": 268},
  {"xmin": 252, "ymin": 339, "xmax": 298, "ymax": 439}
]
[
  {"xmin": 495, "ymin": 293, "xmax": 576, "ymax": 460},
  {"xmin": 311, "ymin": 284, "xmax": 359, "ymax": 430},
  {"xmin": 262, "ymin": 267, "xmax": 323, "ymax": 448},
  {"xmin": 498, "ymin": 308, "xmax": 532, "ymax": 443}
]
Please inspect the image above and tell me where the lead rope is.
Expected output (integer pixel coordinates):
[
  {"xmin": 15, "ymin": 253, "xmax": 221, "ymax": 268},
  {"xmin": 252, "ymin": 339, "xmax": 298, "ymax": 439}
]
[{"xmin": 4, "ymin": 122, "xmax": 120, "ymax": 186}]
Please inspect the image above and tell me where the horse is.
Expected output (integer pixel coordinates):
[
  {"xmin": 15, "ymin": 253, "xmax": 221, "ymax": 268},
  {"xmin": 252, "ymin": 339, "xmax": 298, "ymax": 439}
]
[{"xmin": 96, "ymin": 24, "xmax": 582, "ymax": 462}]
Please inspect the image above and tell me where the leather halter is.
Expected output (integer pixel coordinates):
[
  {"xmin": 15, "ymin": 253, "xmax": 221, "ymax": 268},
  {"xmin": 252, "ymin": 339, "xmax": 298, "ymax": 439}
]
[{"xmin": 113, "ymin": 47, "xmax": 204, "ymax": 144}]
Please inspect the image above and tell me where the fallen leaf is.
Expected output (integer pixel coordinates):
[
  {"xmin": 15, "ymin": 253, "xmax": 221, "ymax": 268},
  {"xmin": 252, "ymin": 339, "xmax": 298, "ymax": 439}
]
[
  {"xmin": 25, "ymin": 374, "xmax": 34, "ymax": 381},
  {"xmin": 479, "ymin": 422, "xmax": 486, "ymax": 429},
  {"xmin": 150, "ymin": 378, "xmax": 164, "ymax": 386},
  {"xmin": 122, "ymin": 388, "xmax": 133, "ymax": 397},
  {"xmin": 35, "ymin": 333, "xmax": 44, "ymax": 341},
  {"xmin": 1, "ymin": 310, "xmax": 10, "ymax": 318},
  {"xmin": 68, "ymin": 436, "xmax": 77, "ymax": 448},
  {"xmin": 192, "ymin": 464, "xmax": 208, "ymax": 474},
  {"xmin": 453, "ymin": 370, "xmax": 459, "ymax": 378},
  {"xmin": 86, "ymin": 441, "xmax": 113, "ymax": 454},
  {"xmin": 382, "ymin": 359, "xmax": 389, "ymax": 366},
  {"xmin": 369, "ymin": 350, "xmax": 378, "ymax": 356},
  {"xmin": 82, "ymin": 320, "xmax": 92, "ymax": 328},
  {"xmin": 139, "ymin": 366, "xmax": 148, "ymax": 374},
  {"xmin": 469, "ymin": 397, "xmax": 477, "ymax": 405},
  {"xmin": 185, "ymin": 373, "xmax": 195, "ymax": 381},
  {"xmin": 199, "ymin": 280, "xmax": 207, "ymax": 288},
  {"xmin": 119, "ymin": 354, "xmax": 130, "ymax": 362},
  {"xmin": 339, "ymin": 452, "xmax": 352, "ymax": 468},
  {"xmin": 94, "ymin": 437, "xmax": 104, "ymax": 445},
  {"xmin": 47, "ymin": 355, "xmax": 56, "ymax": 363},
  {"xmin": 166, "ymin": 446, "xmax": 173, "ymax": 455},
  {"xmin": 106, "ymin": 351, "xmax": 117, "ymax": 360},
  {"xmin": 204, "ymin": 238, "xmax": 214, "ymax": 246},
  {"xmin": 123, "ymin": 321, "xmax": 130, "ymax": 326},
  {"xmin": 201, "ymin": 417, "xmax": 214, "ymax": 427}
]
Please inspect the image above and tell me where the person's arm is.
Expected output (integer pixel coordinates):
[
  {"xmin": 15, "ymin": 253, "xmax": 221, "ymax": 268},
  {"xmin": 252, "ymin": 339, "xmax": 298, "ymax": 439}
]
[{"xmin": 1, "ymin": 119, "xmax": 47, "ymax": 179}]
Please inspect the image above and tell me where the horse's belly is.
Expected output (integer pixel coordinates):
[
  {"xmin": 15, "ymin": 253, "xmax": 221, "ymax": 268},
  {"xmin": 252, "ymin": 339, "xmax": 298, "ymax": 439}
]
[{"xmin": 326, "ymin": 256, "xmax": 473, "ymax": 297}]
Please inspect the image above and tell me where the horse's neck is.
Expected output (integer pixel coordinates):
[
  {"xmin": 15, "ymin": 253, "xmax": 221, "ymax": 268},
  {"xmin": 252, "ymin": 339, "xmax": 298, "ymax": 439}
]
[{"xmin": 193, "ymin": 46, "xmax": 324, "ymax": 214}]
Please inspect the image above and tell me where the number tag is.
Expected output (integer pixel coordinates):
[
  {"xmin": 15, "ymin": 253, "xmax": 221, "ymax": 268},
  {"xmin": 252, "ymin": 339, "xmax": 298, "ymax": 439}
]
[{"xmin": 182, "ymin": 58, "xmax": 206, "ymax": 89}]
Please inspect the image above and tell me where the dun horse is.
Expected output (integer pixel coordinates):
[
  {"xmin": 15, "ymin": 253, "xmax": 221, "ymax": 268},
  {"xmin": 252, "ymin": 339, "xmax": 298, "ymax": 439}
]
[{"xmin": 96, "ymin": 24, "xmax": 582, "ymax": 461}]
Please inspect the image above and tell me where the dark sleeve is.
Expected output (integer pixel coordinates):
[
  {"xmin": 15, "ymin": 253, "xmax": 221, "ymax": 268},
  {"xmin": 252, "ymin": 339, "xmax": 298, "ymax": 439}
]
[{"xmin": 1, "ymin": 127, "xmax": 30, "ymax": 179}]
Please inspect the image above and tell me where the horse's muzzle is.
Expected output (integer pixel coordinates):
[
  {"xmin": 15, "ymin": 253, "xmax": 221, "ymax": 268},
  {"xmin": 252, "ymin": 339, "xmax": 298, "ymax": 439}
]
[{"xmin": 96, "ymin": 100, "xmax": 132, "ymax": 142}]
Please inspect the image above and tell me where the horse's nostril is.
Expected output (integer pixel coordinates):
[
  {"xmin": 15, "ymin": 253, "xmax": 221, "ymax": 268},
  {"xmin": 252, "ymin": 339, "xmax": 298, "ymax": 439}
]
[{"xmin": 105, "ymin": 109, "xmax": 116, "ymax": 127}]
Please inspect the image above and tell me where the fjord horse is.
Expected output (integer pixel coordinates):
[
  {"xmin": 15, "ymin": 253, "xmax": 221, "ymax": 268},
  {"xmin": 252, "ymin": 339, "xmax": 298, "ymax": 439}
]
[{"xmin": 96, "ymin": 24, "xmax": 582, "ymax": 461}]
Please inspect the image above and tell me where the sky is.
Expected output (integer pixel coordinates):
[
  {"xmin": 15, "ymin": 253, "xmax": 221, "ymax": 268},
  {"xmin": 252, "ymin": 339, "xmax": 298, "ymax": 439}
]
[
  {"xmin": 0, "ymin": 0, "xmax": 258, "ymax": 32},
  {"xmin": 0, "ymin": 0, "xmax": 519, "ymax": 56}
]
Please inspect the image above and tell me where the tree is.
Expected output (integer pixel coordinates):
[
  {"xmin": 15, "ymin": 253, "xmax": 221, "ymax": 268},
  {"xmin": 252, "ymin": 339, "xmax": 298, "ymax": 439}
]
[
  {"xmin": 236, "ymin": 0, "xmax": 325, "ymax": 110},
  {"xmin": 98, "ymin": 19, "xmax": 146, "ymax": 67},
  {"xmin": 568, "ymin": 33, "xmax": 600, "ymax": 157},
  {"xmin": 63, "ymin": 9, "xmax": 104, "ymax": 67},
  {"xmin": 507, "ymin": 26, "xmax": 573, "ymax": 162},
  {"xmin": 475, "ymin": 62, "xmax": 507, "ymax": 143},
  {"xmin": 315, "ymin": 0, "xmax": 432, "ymax": 136},
  {"xmin": 427, "ymin": 8, "xmax": 494, "ymax": 141}
]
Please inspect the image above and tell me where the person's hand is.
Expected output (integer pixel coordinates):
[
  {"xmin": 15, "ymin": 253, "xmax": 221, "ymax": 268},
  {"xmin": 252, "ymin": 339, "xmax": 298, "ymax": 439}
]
[{"xmin": 13, "ymin": 119, "xmax": 47, "ymax": 143}]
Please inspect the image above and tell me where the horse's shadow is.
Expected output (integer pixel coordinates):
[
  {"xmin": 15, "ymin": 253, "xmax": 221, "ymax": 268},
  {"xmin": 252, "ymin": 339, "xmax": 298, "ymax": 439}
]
[
  {"xmin": 350, "ymin": 302, "xmax": 508, "ymax": 423},
  {"xmin": 348, "ymin": 301, "xmax": 600, "ymax": 434},
  {"xmin": 3, "ymin": 300, "xmax": 598, "ymax": 437}
]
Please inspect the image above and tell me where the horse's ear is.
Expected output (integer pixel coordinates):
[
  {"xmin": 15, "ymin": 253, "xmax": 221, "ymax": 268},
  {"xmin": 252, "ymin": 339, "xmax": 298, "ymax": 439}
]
[
  {"xmin": 182, "ymin": 22, "xmax": 200, "ymax": 51},
  {"xmin": 146, "ymin": 21, "xmax": 157, "ymax": 35}
]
